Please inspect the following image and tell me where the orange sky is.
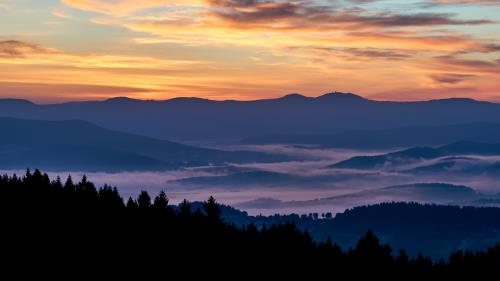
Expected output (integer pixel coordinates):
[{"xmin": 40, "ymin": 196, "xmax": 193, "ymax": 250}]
[{"xmin": 0, "ymin": 0, "xmax": 499, "ymax": 103}]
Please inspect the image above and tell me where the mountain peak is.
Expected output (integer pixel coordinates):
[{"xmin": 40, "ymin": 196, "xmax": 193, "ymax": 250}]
[
  {"xmin": 105, "ymin": 96, "xmax": 138, "ymax": 103},
  {"xmin": 280, "ymin": 93, "xmax": 309, "ymax": 100},
  {"xmin": 316, "ymin": 92, "xmax": 367, "ymax": 102},
  {"xmin": 0, "ymin": 98, "xmax": 35, "ymax": 106}
]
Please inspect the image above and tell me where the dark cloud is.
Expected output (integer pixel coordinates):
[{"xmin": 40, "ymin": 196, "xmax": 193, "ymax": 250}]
[
  {"xmin": 436, "ymin": 55, "xmax": 500, "ymax": 72},
  {"xmin": 289, "ymin": 46, "xmax": 411, "ymax": 60},
  {"xmin": 0, "ymin": 40, "xmax": 52, "ymax": 58},
  {"xmin": 346, "ymin": 48, "xmax": 411, "ymax": 59},
  {"xmin": 427, "ymin": 0, "xmax": 500, "ymax": 6},
  {"xmin": 429, "ymin": 73, "xmax": 476, "ymax": 84},
  {"xmin": 482, "ymin": 44, "xmax": 500, "ymax": 52},
  {"xmin": 206, "ymin": 0, "xmax": 495, "ymax": 29}
]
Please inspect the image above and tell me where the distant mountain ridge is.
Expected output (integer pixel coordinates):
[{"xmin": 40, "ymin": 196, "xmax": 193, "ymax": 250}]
[
  {"xmin": 330, "ymin": 141, "xmax": 500, "ymax": 170},
  {"xmin": 240, "ymin": 122, "xmax": 500, "ymax": 149},
  {"xmin": 236, "ymin": 182, "xmax": 480, "ymax": 210},
  {"xmin": 1, "ymin": 92, "xmax": 500, "ymax": 142},
  {"xmin": 0, "ymin": 117, "xmax": 288, "ymax": 172}
]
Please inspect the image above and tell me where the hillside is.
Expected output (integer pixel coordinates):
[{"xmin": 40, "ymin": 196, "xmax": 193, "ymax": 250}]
[
  {"xmin": 330, "ymin": 142, "xmax": 500, "ymax": 170},
  {"xmin": 0, "ymin": 117, "xmax": 287, "ymax": 172}
]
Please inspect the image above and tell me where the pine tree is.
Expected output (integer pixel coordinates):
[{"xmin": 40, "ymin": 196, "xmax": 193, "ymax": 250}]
[
  {"xmin": 153, "ymin": 190, "xmax": 169, "ymax": 209},
  {"xmin": 203, "ymin": 196, "xmax": 221, "ymax": 223},
  {"xmin": 137, "ymin": 191, "xmax": 151, "ymax": 209}
]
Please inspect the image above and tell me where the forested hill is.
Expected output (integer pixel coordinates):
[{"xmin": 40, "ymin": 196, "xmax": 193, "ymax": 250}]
[
  {"xmin": 211, "ymin": 202, "xmax": 500, "ymax": 258},
  {"xmin": 1, "ymin": 169, "xmax": 500, "ymax": 279}
]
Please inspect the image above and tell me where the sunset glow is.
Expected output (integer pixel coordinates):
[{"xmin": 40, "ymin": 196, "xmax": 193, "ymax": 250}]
[{"xmin": 1, "ymin": 0, "xmax": 499, "ymax": 102}]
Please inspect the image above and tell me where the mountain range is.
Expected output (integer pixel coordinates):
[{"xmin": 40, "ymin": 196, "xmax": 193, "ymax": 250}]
[
  {"xmin": 2, "ymin": 93, "xmax": 500, "ymax": 144},
  {"xmin": 0, "ymin": 117, "xmax": 287, "ymax": 172}
]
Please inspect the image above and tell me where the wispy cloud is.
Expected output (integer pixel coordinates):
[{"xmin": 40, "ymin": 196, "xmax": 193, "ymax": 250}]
[
  {"xmin": 429, "ymin": 73, "xmax": 476, "ymax": 84},
  {"xmin": 0, "ymin": 40, "xmax": 54, "ymax": 58}
]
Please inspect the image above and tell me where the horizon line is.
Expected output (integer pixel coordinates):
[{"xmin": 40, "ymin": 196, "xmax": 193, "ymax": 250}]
[{"xmin": 0, "ymin": 91, "xmax": 496, "ymax": 106}]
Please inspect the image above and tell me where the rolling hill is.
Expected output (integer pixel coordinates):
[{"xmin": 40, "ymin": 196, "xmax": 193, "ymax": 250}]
[
  {"xmin": 329, "ymin": 141, "xmax": 500, "ymax": 170},
  {"xmin": 0, "ymin": 117, "xmax": 288, "ymax": 172},
  {"xmin": 240, "ymin": 122, "xmax": 500, "ymax": 149}
]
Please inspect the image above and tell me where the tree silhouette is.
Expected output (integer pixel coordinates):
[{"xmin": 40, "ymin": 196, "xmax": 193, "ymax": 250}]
[
  {"xmin": 178, "ymin": 199, "xmax": 191, "ymax": 219},
  {"xmin": 0, "ymin": 169, "xmax": 498, "ymax": 279},
  {"xmin": 203, "ymin": 196, "xmax": 222, "ymax": 223},
  {"xmin": 153, "ymin": 190, "xmax": 169, "ymax": 209},
  {"xmin": 64, "ymin": 175, "xmax": 75, "ymax": 192},
  {"xmin": 137, "ymin": 191, "xmax": 151, "ymax": 209},
  {"xmin": 126, "ymin": 197, "xmax": 138, "ymax": 209}
]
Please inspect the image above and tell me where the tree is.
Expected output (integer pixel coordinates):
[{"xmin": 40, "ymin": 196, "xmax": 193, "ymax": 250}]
[
  {"xmin": 178, "ymin": 199, "xmax": 191, "ymax": 219},
  {"xmin": 52, "ymin": 176, "xmax": 63, "ymax": 191},
  {"xmin": 153, "ymin": 190, "xmax": 169, "ymax": 209},
  {"xmin": 98, "ymin": 185, "xmax": 124, "ymax": 209},
  {"xmin": 355, "ymin": 230, "xmax": 393, "ymax": 264},
  {"xmin": 137, "ymin": 191, "xmax": 151, "ymax": 209},
  {"xmin": 77, "ymin": 175, "xmax": 97, "ymax": 197},
  {"xmin": 203, "ymin": 196, "xmax": 221, "ymax": 223},
  {"xmin": 397, "ymin": 249, "xmax": 409, "ymax": 263},
  {"xmin": 64, "ymin": 175, "xmax": 75, "ymax": 192},
  {"xmin": 126, "ymin": 197, "xmax": 138, "ymax": 209}
]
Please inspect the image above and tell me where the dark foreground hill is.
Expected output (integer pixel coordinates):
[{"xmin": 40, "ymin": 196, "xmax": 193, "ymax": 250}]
[
  {"xmin": 0, "ymin": 117, "xmax": 287, "ymax": 172},
  {"xmin": 1, "ymin": 170, "xmax": 500, "ymax": 278}
]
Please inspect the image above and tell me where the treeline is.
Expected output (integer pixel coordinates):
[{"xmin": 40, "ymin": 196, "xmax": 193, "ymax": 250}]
[
  {"xmin": 0, "ymin": 170, "xmax": 499, "ymax": 279},
  {"xmin": 217, "ymin": 202, "xmax": 500, "ymax": 258}
]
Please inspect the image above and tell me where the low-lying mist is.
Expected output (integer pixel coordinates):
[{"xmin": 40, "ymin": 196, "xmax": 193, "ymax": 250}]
[{"xmin": 3, "ymin": 144, "xmax": 500, "ymax": 215}]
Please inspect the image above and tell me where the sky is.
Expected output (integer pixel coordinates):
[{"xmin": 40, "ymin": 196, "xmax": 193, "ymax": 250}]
[{"xmin": 0, "ymin": 0, "xmax": 499, "ymax": 103}]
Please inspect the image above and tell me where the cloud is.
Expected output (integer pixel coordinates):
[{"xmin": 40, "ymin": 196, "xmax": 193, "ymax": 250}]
[
  {"xmin": 51, "ymin": 8, "xmax": 74, "ymax": 19},
  {"xmin": 0, "ymin": 81, "xmax": 157, "ymax": 102},
  {"xmin": 434, "ymin": 55, "xmax": 500, "ymax": 74},
  {"xmin": 0, "ymin": 0, "xmax": 12, "ymax": 11},
  {"xmin": 63, "ymin": 0, "xmax": 497, "ymax": 33},
  {"xmin": 6, "ymin": 0, "xmax": 497, "ymax": 102},
  {"xmin": 0, "ymin": 40, "xmax": 214, "ymax": 102},
  {"xmin": 288, "ymin": 46, "xmax": 412, "ymax": 61},
  {"xmin": 429, "ymin": 0, "xmax": 500, "ymax": 5},
  {"xmin": 62, "ymin": 0, "xmax": 199, "ymax": 16},
  {"xmin": 207, "ymin": 1, "xmax": 494, "ymax": 30},
  {"xmin": 0, "ymin": 40, "xmax": 202, "ymax": 68},
  {"xmin": 429, "ymin": 73, "xmax": 476, "ymax": 84},
  {"xmin": 0, "ymin": 40, "xmax": 55, "ymax": 58}
]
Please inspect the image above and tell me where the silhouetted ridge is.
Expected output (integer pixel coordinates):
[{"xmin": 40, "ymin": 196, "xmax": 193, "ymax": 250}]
[
  {"xmin": 104, "ymin": 96, "xmax": 144, "ymax": 103},
  {"xmin": 1, "ymin": 92, "xmax": 500, "ymax": 141},
  {"xmin": 0, "ymin": 98, "xmax": 35, "ymax": 106},
  {"xmin": 330, "ymin": 141, "xmax": 500, "ymax": 170},
  {"xmin": 167, "ymin": 96, "xmax": 213, "ymax": 103},
  {"xmin": 429, "ymin": 97, "xmax": 479, "ymax": 104},
  {"xmin": 316, "ymin": 92, "xmax": 368, "ymax": 102},
  {"xmin": 279, "ymin": 93, "xmax": 310, "ymax": 100},
  {"xmin": 0, "ymin": 117, "xmax": 288, "ymax": 171}
]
